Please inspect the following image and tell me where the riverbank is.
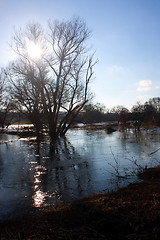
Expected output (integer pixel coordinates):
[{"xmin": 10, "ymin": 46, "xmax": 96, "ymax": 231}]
[
  {"xmin": 1, "ymin": 167, "xmax": 160, "ymax": 239},
  {"xmin": 0, "ymin": 121, "xmax": 159, "ymax": 138}
]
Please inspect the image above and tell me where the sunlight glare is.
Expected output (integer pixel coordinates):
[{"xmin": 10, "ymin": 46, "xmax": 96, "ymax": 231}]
[{"xmin": 27, "ymin": 41, "xmax": 42, "ymax": 59}]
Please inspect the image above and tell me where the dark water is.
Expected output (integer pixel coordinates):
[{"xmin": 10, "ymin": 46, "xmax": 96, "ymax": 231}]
[{"xmin": 0, "ymin": 128, "xmax": 160, "ymax": 221}]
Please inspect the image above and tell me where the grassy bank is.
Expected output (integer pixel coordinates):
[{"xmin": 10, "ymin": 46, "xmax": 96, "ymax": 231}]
[{"xmin": 1, "ymin": 167, "xmax": 160, "ymax": 239}]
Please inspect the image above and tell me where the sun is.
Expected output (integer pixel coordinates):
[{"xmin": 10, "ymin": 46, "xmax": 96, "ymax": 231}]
[{"xmin": 27, "ymin": 41, "xmax": 42, "ymax": 59}]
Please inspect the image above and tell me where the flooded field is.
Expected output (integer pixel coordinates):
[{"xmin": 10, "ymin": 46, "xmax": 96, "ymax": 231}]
[{"xmin": 0, "ymin": 128, "xmax": 160, "ymax": 220}]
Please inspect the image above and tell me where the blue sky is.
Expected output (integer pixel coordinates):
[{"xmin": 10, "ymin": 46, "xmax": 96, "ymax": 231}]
[{"xmin": 1, "ymin": 0, "xmax": 160, "ymax": 110}]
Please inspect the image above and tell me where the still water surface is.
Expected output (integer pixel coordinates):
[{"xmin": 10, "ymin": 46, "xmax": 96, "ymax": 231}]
[{"xmin": 0, "ymin": 128, "xmax": 160, "ymax": 220}]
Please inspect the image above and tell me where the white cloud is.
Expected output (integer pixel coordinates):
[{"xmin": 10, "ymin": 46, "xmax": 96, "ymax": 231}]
[{"xmin": 137, "ymin": 80, "xmax": 152, "ymax": 92}]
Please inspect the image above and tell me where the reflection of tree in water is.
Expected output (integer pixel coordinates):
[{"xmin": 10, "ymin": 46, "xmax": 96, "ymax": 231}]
[
  {"xmin": 49, "ymin": 137, "xmax": 76, "ymax": 158},
  {"xmin": 119, "ymin": 130, "xmax": 156, "ymax": 146},
  {"xmin": 30, "ymin": 137, "xmax": 92, "ymax": 208}
]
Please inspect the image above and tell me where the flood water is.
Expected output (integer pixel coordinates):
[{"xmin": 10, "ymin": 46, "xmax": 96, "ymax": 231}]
[{"xmin": 1, "ymin": 128, "xmax": 160, "ymax": 221}]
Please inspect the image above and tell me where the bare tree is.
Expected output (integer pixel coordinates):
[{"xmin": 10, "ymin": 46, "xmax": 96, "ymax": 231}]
[
  {"xmin": 7, "ymin": 59, "xmax": 47, "ymax": 133},
  {"xmin": 148, "ymin": 97, "xmax": 160, "ymax": 112},
  {"xmin": 110, "ymin": 105, "xmax": 129, "ymax": 114},
  {"xmin": 8, "ymin": 17, "xmax": 96, "ymax": 140},
  {"xmin": 0, "ymin": 68, "xmax": 5, "ymax": 104},
  {"xmin": 83, "ymin": 102, "xmax": 106, "ymax": 123},
  {"xmin": 0, "ymin": 68, "xmax": 5, "ymax": 127},
  {"xmin": 0, "ymin": 68, "xmax": 13, "ymax": 128}
]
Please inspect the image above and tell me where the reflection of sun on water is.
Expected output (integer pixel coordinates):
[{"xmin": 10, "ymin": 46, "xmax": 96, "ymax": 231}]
[
  {"xmin": 33, "ymin": 189, "xmax": 46, "ymax": 207},
  {"xmin": 35, "ymin": 178, "xmax": 40, "ymax": 183},
  {"xmin": 32, "ymin": 164, "xmax": 61, "ymax": 208},
  {"xmin": 33, "ymin": 169, "xmax": 46, "ymax": 207},
  {"xmin": 34, "ymin": 185, "xmax": 38, "ymax": 190}
]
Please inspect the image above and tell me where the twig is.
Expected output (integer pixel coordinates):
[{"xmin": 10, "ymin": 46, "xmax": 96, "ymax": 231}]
[{"xmin": 148, "ymin": 147, "xmax": 160, "ymax": 156}]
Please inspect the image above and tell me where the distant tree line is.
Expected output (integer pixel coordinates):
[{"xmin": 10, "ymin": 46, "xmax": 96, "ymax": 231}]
[{"xmin": 80, "ymin": 98, "xmax": 160, "ymax": 128}]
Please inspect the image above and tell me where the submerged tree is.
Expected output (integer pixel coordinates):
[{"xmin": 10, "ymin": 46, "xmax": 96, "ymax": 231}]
[{"xmin": 7, "ymin": 17, "xmax": 96, "ymax": 140}]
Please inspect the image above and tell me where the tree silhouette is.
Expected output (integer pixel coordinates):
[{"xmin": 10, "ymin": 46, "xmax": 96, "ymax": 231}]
[{"xmin": 7, "ymin": 17, "xmax": 96, "ymax": 140}]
